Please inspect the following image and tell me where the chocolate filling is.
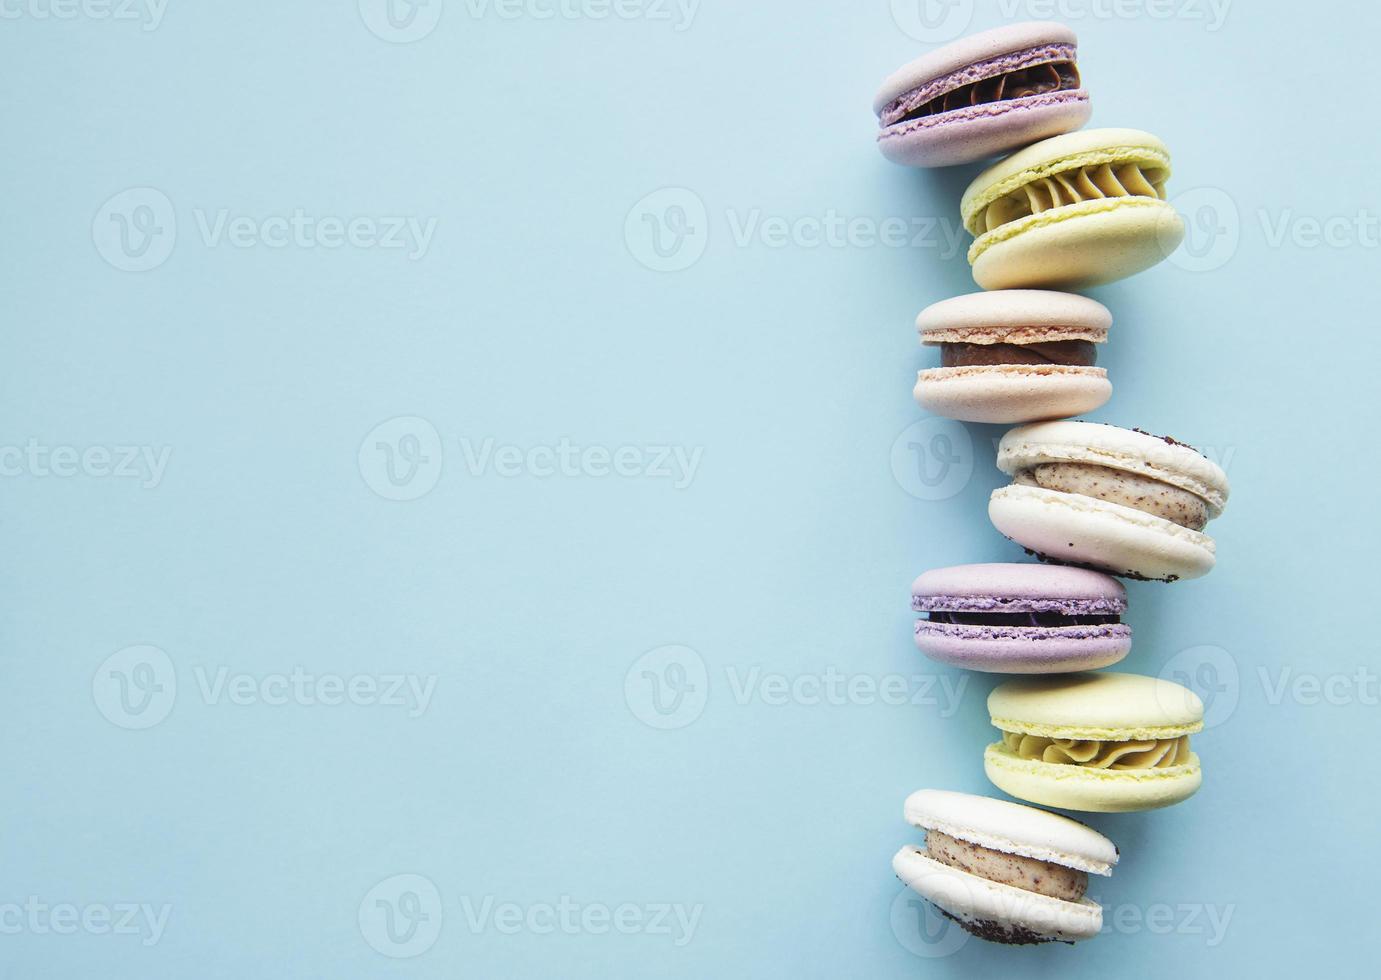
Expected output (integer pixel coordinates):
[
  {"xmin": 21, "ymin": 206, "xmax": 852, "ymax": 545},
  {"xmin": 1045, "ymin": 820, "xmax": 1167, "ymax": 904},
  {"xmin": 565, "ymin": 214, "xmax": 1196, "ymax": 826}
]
[
  {"xmin": 941, "ymin": 340, "xmax": 1097, "ymax": 368},
  {"xmin": 897, "ymin": 61, "xmax": 1080, "ymax": 125},
  {"xmin": 926, "ymin": 610, "xmax": 1119, "ymax": 628}
]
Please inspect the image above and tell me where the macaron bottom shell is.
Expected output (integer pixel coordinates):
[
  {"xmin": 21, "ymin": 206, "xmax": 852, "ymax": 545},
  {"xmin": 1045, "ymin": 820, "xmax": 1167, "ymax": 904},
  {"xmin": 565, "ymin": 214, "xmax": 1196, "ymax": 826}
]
[
  {"xmin": 893, "ymin": 846, "xmax": 1102, "ymax": 943},
  {"xmin": 969, "ymin": 198, "xmax": 1185, "ymax": 290},
  {"xmin": 915, "ymin": 364, "xmax": 1110, "ymax": 423},
  {"xmin": 915, "ymin": 622, "xmax": 1130, "ymax": 673},
  {"xmin": 984, "ymin": 742, "xmax": 1202, "ymax": 812},
  {"xmin": 879, "ymin": 92, "xmax": 1091, "ymax": 169},
  {"xmin": 989, "ymin": 484, "xmax": 1216, "ymax": 582}
]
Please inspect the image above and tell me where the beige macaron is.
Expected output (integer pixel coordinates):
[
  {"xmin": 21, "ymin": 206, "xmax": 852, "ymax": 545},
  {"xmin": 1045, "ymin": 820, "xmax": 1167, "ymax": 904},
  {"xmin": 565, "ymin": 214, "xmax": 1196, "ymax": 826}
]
[{"xmin": 915, "ymin": 290, "xmax": 1111, "ymax": 423}]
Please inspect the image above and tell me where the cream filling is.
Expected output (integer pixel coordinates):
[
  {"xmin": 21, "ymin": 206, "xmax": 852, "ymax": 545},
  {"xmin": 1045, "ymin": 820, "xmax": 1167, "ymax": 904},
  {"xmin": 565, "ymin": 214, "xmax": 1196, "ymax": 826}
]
[
  {"xmin": 1014, "ymin": 461, "xmax": 1209, "ymax": 531},
  {"xmin": 1003, "ymin": 731, "xmax": 1192, "ymax": 770},
  {"xmin": 977, "ymin": 161, "xmax": 1168, "ymax": 234}
]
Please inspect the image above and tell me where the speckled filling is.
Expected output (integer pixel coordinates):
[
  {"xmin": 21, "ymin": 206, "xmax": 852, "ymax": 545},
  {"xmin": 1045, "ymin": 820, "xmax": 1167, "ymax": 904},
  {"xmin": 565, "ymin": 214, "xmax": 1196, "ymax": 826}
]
[
  {"xmin": 926, "ymin": 830, "xmax": 1088, "ymax": 902},
  {"xmin": 1013, "ymin": 462, "xmax": 1210, "ymax": 530}
]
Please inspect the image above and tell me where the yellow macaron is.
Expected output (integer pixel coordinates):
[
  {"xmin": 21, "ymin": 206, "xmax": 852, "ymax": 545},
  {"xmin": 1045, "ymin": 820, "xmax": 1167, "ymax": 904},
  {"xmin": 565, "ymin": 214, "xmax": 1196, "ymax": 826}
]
[
  {"xmin": 984, "ymin": 671, "xmax": 1204, "ymax": 812},
  {"xmin": 960, "ymin": 128, "xmax": 1185, "ymax": 289}
]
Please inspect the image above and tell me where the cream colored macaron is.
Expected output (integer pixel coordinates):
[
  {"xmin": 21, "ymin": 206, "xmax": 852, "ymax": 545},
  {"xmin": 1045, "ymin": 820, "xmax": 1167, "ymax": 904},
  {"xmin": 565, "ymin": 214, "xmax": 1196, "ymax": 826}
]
[
  {"xmin": 961, "ymin": 128, "xmax": 1185, "ymax": 289},
  {"xmin": 984, "ymin": 672, "xmax": 1205, "ymax": 812},
  {"xmin": 989, "ymin": 420, "xmax": 1230, "ymax": 582},
  {"xmin": 915, "ymin": 290, "xmax": 1111, "ymax": 423},
  {"xmin": 893, "ymin": 788, "xmax": 1117, "ymax": 944}
]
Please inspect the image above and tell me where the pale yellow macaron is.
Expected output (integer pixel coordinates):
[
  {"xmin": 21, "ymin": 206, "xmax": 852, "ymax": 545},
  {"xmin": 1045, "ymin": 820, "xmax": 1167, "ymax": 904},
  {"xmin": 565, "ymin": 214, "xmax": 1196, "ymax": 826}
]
[
  {"xmin": 960, "ymin": 128, "xmax": 1185, "ymax": 289},
  {"xmin": 984, "ymin": 671, "xmax": 1204, "ymax": 812}
]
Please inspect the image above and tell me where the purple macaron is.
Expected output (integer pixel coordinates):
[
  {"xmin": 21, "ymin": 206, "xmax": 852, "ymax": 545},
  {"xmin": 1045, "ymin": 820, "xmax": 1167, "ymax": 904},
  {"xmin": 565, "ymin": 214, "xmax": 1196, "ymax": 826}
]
[
  {"xmin": 911, "ymin": 563, "xmax": 1130, "ymax": 674},
  {"xmin": 873, "ymin": 22, "xmax": 1091, "ymax": 168}
]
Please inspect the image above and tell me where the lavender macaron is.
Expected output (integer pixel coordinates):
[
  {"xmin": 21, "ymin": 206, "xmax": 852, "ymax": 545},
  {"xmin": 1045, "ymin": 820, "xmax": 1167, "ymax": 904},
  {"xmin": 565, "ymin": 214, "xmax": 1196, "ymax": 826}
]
[
  {"xmin": 912, "ymin": 563, "xmax": 1130, "ymax": 674},
  {"xmin": 874, "ymin": 22, "xmax": 1090, "ymax": 168}
]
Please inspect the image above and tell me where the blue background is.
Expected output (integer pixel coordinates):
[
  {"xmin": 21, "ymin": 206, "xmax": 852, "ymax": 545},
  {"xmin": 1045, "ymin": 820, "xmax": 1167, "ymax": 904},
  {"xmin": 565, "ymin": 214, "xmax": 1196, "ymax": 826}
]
[{"xmin": 3, "ymin": 1, "xmax": 1374, "ymax": 976}]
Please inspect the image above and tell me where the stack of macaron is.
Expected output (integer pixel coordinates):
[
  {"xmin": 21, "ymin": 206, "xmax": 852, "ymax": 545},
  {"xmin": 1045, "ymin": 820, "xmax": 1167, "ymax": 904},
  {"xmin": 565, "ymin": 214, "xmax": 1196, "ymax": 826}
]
[{"xmin": 874, "ymin": 22, "xmax": 1231, "ymax": 946}]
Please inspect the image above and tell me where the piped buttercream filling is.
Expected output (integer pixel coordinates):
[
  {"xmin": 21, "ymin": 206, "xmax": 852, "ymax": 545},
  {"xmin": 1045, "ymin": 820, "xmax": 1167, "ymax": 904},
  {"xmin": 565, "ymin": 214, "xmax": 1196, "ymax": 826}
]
[
  {"xmin": 976, "ymin": 161, "xmax": 1168, "ymax": 234},
  {"xmin": 1002, "ymin": 730, "xmax": 1192, "ymax": 769}
]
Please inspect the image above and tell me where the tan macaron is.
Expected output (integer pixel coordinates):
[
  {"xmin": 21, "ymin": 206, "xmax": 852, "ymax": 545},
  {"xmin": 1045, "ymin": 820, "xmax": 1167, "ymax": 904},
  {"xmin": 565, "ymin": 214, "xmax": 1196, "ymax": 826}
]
[{"xmin": 915, "ymin": 290, "xmax": 1112, "ymax": 423}]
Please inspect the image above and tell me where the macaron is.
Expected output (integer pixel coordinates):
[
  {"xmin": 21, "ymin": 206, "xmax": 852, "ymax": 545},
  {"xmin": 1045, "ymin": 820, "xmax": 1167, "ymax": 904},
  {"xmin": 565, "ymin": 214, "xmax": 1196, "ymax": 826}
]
[
  {"xmin": 961, "ymin": 128, "xmax": 1186, "ymax": 288},
  {"xmin": 893, "ymin": 788, "xmax": 1117, "ymax": 945},
  {"xmin": 912, "ymin": 562, "xmax": 1129, "ymax": 674},
  {"xmin": 989, "ymin": 421, "xmax": 1230, "ymax": 582},
  {"xmin": 873, "ymin": 22, "xmax": 1090, "ymax": 168},
  {"xmin": 985, "ymin": 672, "xmax": 1205, "ymax": 812},
  {"xmin": 915, "ymin": 289, "xmax": 1111, "ymax": 423}
]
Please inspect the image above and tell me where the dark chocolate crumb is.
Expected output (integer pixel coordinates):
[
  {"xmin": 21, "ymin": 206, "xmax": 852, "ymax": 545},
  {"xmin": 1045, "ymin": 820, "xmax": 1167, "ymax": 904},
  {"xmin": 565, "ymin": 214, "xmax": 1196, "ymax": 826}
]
[
  {"xmin": 935, "ymin": 906, "xmax": 1069, "ymax": 946},
  {"xmin": 1130, "ymin": 427, "xmax": 1201, "ymax": 454}
]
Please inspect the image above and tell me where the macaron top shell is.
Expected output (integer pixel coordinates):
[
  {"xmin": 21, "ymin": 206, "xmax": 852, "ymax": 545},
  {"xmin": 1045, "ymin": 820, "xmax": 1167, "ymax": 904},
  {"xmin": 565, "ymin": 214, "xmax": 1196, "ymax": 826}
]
[
  {"xmin": 873, "ymin": 21, "xmax": 1078, "ymax": 114},
  {"xmin": 989, "ymin": 672, "xmax": 1205, "ymax": 740},
  {"xmin": 961, "ymin": 128, "xmax": 1172, "ymax": 233},
  {"xmin": 997, "ymin": 421, "xmax": 1230, "ymax": 516},
  {"xmin": 917, "ymin": 290, "xmax": 1111, "ymax": 345},
  {"xmin": 911, "ymin": 562, "xmax": 1125, "ymax": 614},
  {"xmin": 904, "ymin": 788, "xmax": 1117, "ymax": 875}
]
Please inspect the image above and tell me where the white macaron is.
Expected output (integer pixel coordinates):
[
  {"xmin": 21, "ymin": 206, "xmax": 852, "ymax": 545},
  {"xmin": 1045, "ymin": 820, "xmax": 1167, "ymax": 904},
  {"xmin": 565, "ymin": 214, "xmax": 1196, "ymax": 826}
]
[
  {"xmin": 893, "ymin": 788, "xmax": 1117, "ymax": 945},
  {"xmin": 989, "ymin": 421, "xmax": 1230, "ymax": 582}
]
